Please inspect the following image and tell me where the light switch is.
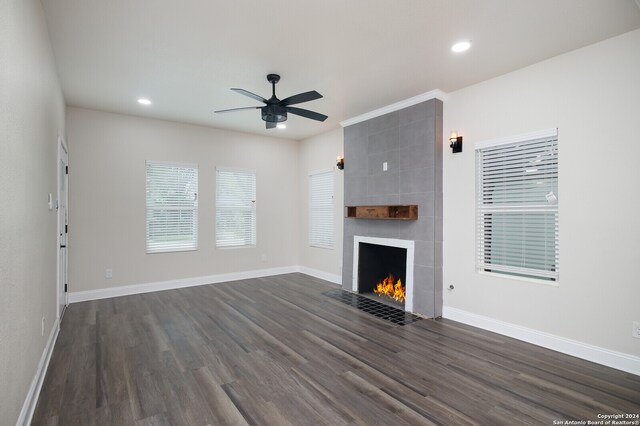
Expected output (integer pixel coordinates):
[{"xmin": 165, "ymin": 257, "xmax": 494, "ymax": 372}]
[{"xmin": 383, "ymin": 162, "xmax": 388, "ymax": 171}]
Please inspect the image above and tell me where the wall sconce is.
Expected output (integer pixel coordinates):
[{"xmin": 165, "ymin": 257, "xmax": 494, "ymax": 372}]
[
  {"xmin": 336, "ymin": 156, "xmax": 345, "ymax": 170},
  {"xmin": 449, "ymin": 131, "xmax": 463, "ymax": 153}
]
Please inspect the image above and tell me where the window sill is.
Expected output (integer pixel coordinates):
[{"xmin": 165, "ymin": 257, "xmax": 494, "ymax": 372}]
[
  {"xmin": 477, "ymin": 270, "xmax": 559, "ymax": 288},
  {"xmin": 146, "ymin": 248, "xmax": 198, "ymax": 254},
  {"xmin": 309, "ymin": 244, "xmax": 334, "ymax": 250},
  {"xmin": 216, "ymin": 245, "xmax": 257, "ymax": 250}
]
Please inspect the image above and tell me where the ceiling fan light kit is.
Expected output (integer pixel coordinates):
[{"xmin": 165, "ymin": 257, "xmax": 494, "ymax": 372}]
[{"xmin": 215, "ymin": 74, "xmax": 328, "ymax": 129}]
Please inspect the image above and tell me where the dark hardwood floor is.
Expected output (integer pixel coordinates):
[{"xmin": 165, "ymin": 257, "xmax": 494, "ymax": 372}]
[{"xmin": 32, "ymin": 273, "xmax": 640, "ymax": 425}]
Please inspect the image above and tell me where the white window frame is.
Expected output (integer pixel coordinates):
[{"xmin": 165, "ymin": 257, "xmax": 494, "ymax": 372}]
[
  {"xmin": 145, "ymin": 161, "xmax": 198, "ymax": 254},
  {"xmin": 309, "ymin": 169, "xmax": 335, "ymax": 249},
  {"xmin": 215, "ymin": 167, "xmax": 257, "ymax": 248},
  {"xmin": 475, "ymin": 128, "xmax": 559, "ymax": 283}
]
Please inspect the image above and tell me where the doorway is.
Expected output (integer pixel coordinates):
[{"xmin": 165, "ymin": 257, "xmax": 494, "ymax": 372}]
[{"xmin": 57, "ymin": 136, "xmax": 68, "ymax": 320}]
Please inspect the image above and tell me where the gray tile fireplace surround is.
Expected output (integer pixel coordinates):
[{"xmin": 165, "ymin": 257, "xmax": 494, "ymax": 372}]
[{"xmin": 342, "ymin": 99, "xmax": 443, "ymax": 318}]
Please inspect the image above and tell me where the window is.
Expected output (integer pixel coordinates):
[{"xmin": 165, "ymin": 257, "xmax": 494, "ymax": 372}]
[
  {"xmin": 216, "ymin": 168, "xmax": 256, "ymax": 247},
  {"xmin": 309, "ymin": 170, "xmax": 334, "ymax": 249},
  {"xmin": 146, "ymin": 161, "xmax": 198, "ymax": 253},
  {"xmin": 476, "ymin": 129, "xmax": 559, "ymax": 281}
]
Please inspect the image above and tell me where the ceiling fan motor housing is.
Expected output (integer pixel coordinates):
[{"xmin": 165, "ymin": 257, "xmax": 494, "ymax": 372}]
[{"xmin": 262, "ymin": 104, "xmax": 287, "ymax": 123}]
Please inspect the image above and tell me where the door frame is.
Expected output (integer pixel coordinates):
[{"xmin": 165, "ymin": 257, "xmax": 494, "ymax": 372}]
[{"xmin": 56, "ymin": 135, "xmax": 69, "ymax": 320}]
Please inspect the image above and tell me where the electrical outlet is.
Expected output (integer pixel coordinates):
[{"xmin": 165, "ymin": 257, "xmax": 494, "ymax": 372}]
[
  {"xmin": 105, "ymin": 268, "xmax": 113, "ymax": 279},
  {"xmin": 633, "ymin": 321, "xmax": 640, "ymax": 339},
  {"xmin": 41, "ymin": 317, "xmax": 45, "ymax": 337}
]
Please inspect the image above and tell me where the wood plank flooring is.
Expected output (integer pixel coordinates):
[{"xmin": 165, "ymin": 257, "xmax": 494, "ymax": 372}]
[{"xmin": 32, "ymin": 273, "xmax": 640, "ymax": 425}]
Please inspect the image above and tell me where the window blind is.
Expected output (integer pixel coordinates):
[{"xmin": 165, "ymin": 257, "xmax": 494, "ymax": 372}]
[
  {"xmin": 309, "ymin": 170, "xmax": 334, "ymax": 249},
  {"xmin": 476, "ymin": 129, "xmax": 559, "ymax": 280},
  {"xmin": 146, "ymin": 161, "xmax": 198, "ymax": 253},
  {"xmin": 216, "ymin": 168, "xmax": 256, "ymax": 247}
]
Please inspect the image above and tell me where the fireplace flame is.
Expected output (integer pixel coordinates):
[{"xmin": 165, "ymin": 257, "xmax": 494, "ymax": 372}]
[{"xmin": 373, "ymin": 274, "xmax": 406, "ymax": 303}]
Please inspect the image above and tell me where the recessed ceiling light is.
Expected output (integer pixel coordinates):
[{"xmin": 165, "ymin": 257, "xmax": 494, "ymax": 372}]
[
  {"xmin": 137, "ymin": 98, "xmax": 152, "ymax": 105},
  {"xmin": 276, "ymin": 123, "xmax": 286, "ymax": 129},
  {"xmin": 451, "ymin": 40, "xmax": 472, "ymax": 53}
]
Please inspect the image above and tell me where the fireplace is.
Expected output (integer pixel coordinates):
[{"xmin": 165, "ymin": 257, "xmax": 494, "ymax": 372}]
[
  {"xmin": 342, "ymin": 99, "xmax": 443, "ymax": 318},
  {"xmin": 358, "ymin": 244, "xmax": 407, "ymax": 305},
  {"xmin": 352, "ymin": 236, "xmax": 415, "ymax": 312}
]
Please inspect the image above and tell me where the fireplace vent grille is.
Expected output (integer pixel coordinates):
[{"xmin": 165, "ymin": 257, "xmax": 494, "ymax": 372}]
[{"xmin": 323, "ymin": 289, "xmax": 421, "ymax": 326}]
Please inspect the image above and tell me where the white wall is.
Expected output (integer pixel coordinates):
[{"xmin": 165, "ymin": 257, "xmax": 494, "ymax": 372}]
[
  {"xmin": 443, "ymin": 29, "xmax": 640, "ymax": 356},
  {"xmin": 297, "ymin": 128, "xmax": 344, "ymax": 281},
  {"xmin": 66, "ymin": 107, "xmax": 300, "ymax": 292},
  {"xmin": 0, "ymin": 0, "xmax": 66, "ymax": 422}
]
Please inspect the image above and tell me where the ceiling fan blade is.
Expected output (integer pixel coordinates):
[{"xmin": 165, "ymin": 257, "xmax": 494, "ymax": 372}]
[
  {"xmin": 231, "ymin": 88, "xmax": 268, "ymax": 104},
  {"xmin": 286, "ymin": 107, "xmax": 328, "ymax": 122},
  {"xmin": 280, "ymin": 90, "xmax": 322, "ymax": 106},
  {"xmin": 266, "ymin": 120, "xmax": 277, "ymax": 129},
  {"xmin": 214, "ymin": 106, "xmax": 261, "ymax": 114}
]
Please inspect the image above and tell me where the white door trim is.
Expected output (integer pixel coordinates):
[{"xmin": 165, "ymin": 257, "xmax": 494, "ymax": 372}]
[{"xmin": 56, "ymin": 135, "xmax": 68, "ymax": 320}]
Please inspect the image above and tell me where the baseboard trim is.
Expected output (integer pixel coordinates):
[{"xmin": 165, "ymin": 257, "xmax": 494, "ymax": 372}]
[
  {"xmin": 443, "ymin": 307, "xmax": 640, "ymax": 376},
  {"xmin": 297, "ymin": 266, "xmax": 342, "ymax": 285},
  {"xmin": 68, "ymin": 266, "xmax": 345, "ymax": 303},
  {"xmin": 17, "ymin": 318, "xmax": 60, "ymax": 426},
  {"xmin": 68, "ymin": 266, "xmax": 299, "ymax": 303}
]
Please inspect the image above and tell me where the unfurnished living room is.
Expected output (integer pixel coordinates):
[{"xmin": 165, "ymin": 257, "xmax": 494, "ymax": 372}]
[{"xmin": 2, "ymin": 0, "xmax": 640, "ymax": 425}]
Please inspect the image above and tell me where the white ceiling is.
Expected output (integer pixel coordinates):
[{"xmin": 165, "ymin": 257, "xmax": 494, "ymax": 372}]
[{"xmin": 41, "ymin": 0, "xmax": 640, "ymax": 140}]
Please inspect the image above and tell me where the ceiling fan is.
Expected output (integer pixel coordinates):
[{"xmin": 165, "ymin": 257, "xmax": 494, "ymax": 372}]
[{"xmin": 215, "ymin": 74, "xmax": 328, "ymax": 129}]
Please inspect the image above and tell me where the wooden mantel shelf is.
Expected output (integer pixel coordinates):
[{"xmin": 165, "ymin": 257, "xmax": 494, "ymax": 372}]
[{"xmin": 346, "ymin": 205, "xmax": 418, "ymax": 220}]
